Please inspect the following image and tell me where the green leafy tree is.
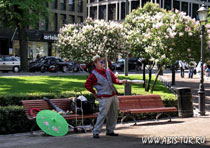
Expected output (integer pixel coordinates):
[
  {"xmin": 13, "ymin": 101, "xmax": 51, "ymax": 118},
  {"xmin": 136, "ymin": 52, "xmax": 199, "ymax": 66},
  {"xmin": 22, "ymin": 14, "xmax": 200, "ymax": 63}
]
[{"xmin": 0, "ymin": 0, "xmax": 51, "ymax": 71}]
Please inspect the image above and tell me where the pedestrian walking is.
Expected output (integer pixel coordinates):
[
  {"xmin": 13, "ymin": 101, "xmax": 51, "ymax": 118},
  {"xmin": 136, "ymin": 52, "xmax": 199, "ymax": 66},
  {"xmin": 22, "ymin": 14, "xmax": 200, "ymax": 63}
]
[
  {"xmin": 206, "ymin": 65, "xmax": 210, "ymax": 77},
  {"xmin": 84, "ymin": 55, "xmax": 127, "ymax": 138},
  {"xmin": 36, "ymin": 53, "xmax": 41, "ymax": 60},
  {"xmin": 179, "ymin": 61, "xmax": 185, "ymax": 78},
  {"xmin": 188, "ymin": 61, "xmax": 195, "ymax": 78}
]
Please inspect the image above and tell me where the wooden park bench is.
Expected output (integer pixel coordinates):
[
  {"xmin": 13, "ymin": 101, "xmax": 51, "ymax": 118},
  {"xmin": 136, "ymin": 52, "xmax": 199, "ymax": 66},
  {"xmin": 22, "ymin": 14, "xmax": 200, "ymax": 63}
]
[
  {"xmin": 118, "ymin": 95, "xmax": 177, "ymax": 125},
  {"xmin": 21, "ymin": 98, "xmax": 98, "ymax": 134}
]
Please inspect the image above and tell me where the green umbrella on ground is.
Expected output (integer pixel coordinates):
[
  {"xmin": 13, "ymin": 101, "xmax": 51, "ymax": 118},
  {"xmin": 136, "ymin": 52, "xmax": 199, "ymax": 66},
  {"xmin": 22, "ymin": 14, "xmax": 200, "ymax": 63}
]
[{"xmin": 36, "ymin": 110, "xmax": 69, "ymax": 136}]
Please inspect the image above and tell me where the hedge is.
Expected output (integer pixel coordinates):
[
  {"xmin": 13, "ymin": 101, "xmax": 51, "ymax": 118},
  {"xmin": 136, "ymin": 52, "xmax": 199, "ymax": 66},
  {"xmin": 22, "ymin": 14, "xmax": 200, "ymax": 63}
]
[{"xmin": 0, "ymin": 106, "xmax": 34, "ymax": 134}]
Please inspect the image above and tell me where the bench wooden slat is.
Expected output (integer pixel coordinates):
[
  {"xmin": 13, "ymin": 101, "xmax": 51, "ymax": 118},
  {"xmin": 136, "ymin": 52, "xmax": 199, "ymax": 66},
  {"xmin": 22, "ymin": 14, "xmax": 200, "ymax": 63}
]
[
  {"xmin": 63, "ymin": 113, "xmax": 98, "ymax": 120},
  {"xmin": 118, "ymin": 95, "xmax": 165, "ymax": 110},
  {"xmin": 118, "ymin": 95, "xmax": 177, "ymax": 124},
  {"xmin": 124, "ymin": 107, "xmax": 177, "ymax": 113}
]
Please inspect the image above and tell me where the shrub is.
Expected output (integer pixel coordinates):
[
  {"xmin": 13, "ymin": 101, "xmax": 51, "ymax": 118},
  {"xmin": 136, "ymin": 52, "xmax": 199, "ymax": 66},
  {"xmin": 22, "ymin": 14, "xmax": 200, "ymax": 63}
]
[{"xmin": 0, "ymin": 106, "xmax": 33, "ymax": 134}]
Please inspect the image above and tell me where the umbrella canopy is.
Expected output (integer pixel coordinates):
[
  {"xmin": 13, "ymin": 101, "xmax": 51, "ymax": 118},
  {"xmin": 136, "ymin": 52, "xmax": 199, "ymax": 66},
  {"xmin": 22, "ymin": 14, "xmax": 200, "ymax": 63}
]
[{"xmin": 36, "ymin": 110, "xmax": 69, "ymax": 136}]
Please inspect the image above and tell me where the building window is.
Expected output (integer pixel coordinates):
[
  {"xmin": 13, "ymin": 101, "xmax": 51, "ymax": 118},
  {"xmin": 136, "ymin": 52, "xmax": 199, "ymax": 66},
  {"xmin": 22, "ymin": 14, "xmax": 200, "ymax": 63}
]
[
  {"xmin": 142, "ymin": 0, "xmax": 150, "ymax": 7},
  {"xmin": 164, "ymin": 0, "xmax": 171, "ymax": 10},
  {"xmin": 13, "ymin": 41, "xmax": 49, "ymax": 60},
  {"xmin": 59, "ymin": 14, "xmax": 66, "ymax": 28},
  {"xmin": 90, "ymin": 0, "xmax": 96, "ymax": 3},
  {"xmin": 121, "ymin": 2, "xmax": 125, "ymax": 20},
  {"xmin": 173, "ymin": 0, "xmax": 180, "ymax": 11},
  {"xmin": 40, "ymin": 17, "xmax": 48, "ymax": 31},
  {"xmin": 99, "ymin": 5, "xmax": 106, "ymax": 20},
  {"xmin": 78, "ymin": 0, "xmax": 83, "ymax": 13},
  {"xmin": 28, "ymin": 41, "xmax": 48, "ymax": 60},
  {"xmin": 108, "ymin": 4, "xmax": 116, "ymax": 20},
  {"xmin": 90, "ymin": 6, "xmax": 97, "ymax": 19},
  {"xmin": 192, "ymin": 4, "xmax": 199, "ymax": 19},
  {"xmin": 131, "ymin": 1, "xmax": 139, "ymax": 11},
  {"xmin": 69, "ymin": 15, "xmax": 75, "ymax": 24},
  {"xmin": 181, "ymin": 2, "xmax": 188, "ymax": 15},
  {"xmin": 69, "ymin": 0, "xmax": 74, "ymax": 11},
  {"xmin": 78, "ymin": 16, "xmax": 83, "ymax": 23},
  {"xmin": 60, "ymin": 0, "xmax": 66, "ymax": 10},
  {"xmin": 49, "ymin": 13, "xmax": 57, "ymax": 31},
  {"xmin": 51, "ymin": 0, "xmax": 57, "ymax": 9}
]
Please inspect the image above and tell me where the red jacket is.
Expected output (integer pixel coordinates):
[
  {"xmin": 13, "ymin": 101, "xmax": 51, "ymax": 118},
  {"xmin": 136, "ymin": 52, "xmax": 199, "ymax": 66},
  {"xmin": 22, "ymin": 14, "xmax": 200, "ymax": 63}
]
[{"xmin": 84, "ymin": 68, "xmax": 121, "ymax": 98}]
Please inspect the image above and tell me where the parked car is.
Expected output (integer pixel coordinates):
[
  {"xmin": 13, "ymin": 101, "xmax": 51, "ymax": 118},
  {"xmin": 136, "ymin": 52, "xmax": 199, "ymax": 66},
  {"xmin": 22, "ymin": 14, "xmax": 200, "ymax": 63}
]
[
  {"xmin": 29, "ymin": 56, "xmax": 68, "ymax": 72},
  {"xmin": 0, "ymin": 55, "xmax": 20, "ymax": 72},
  {"xmin": 112, "ymin": 58, "xmax": 142, "ymax": 71},
  {"xmin": 66, "ymin": 60, "xmax": 89, "ymax": 73}
]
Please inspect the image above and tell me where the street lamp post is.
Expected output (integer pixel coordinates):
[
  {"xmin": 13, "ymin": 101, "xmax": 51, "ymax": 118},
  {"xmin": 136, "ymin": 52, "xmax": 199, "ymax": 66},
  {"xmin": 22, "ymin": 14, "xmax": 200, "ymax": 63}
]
[
  {"xmin": 124, "ymin": 0, "xmax": 131, "ymax": 95},
  {"xmin": 197, "ymin": 2, "xmax": 209, "ymax": 116}
]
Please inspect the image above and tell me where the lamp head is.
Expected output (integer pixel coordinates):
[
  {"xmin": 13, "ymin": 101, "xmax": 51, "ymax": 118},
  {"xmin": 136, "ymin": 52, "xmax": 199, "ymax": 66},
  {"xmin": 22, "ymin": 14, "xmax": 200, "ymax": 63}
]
[{"xmin": 197, "ymin": 2, "xmax": 209, "ymax": 22}]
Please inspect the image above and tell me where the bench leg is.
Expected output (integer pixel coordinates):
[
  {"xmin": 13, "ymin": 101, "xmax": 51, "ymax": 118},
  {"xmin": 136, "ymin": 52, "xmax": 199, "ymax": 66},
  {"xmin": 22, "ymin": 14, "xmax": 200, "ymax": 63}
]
[
  {"xmin": 156, "ymin": 113, "xmax": 172, "ymax": 122},
  {"xmin": 30, "ymin": 120, "xmax": 39, "ymax": 136},
  {"xmin": 165, "ymin": 113, "xmax": 172, "ymax": 122},
  {"xmin": 121, "ymin": 114, "xmax": 137, "ymax": 125},
  {"xmin": 121, "ymin": 116, "xmax": 127, "ymax": 124},
  {"xmin": 155, "ymin": 113, "xmax": 162, "ymax": 121}
]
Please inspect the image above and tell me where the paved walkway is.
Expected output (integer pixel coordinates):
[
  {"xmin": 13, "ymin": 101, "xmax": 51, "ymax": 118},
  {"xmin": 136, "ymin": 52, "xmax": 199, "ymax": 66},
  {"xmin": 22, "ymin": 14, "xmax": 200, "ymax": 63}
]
[
  {"xmin": 1, "ymin": 71, "xmax": 210, "ymax": 148},
  {"xmin": 159, "ymin": 71, "xmax": 210, "ymax": 112}
]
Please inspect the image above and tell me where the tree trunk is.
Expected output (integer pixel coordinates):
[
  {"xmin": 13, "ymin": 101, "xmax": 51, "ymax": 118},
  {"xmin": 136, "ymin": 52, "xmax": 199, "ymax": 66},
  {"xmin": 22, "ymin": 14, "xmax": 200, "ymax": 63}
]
[
  {"xmin": 171, "ymin": 64, "xmax": 176, "ymax": 85},
  {"xmin": 151, "ymin": 67, "xmax": 162, "ymax": 94},
  {"xmin": 143, "ymin": 63, "xmax": 146, "ymax": 88},
  {"xmin": 86, "ymin": 62, "xmax": 93, "ymax": 73},
  {"xmin": 145, "ymin": 69, "xmax": 152, "ymax": 92},
  {"xmin": 159, "ymin": 68, "xmax": 163, "ymax": 75},
  {"xmin": 18, "ymin": 27, "xmax": 28, "ymax": 72}
]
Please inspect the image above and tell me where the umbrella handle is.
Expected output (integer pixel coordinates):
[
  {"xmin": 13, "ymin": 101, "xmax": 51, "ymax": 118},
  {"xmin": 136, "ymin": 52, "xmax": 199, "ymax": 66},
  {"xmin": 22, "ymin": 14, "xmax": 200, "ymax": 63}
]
[
  {"xmin": 43, "ymin": 97, "xmax": 65, "ymax": 114},
  {"xmin": 30, "ymin": 108, "xmax": 41, "ymax": 118}
]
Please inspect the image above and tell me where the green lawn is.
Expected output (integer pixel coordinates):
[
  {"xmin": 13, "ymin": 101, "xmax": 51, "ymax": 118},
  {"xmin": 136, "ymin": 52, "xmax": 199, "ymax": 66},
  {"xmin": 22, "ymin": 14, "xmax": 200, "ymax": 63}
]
[{"xmin": 0, "ymin": 74, "xmax": 174, "ymax": 98}]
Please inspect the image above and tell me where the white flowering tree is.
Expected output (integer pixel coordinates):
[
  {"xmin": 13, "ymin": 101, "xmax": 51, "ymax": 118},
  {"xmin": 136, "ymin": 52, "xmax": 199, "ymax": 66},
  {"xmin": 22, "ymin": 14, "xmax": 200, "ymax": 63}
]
[
  {"xmin": 124, "ymin": 2, "xmax": 210, "ymax": 93},
  {"xmin": 56, "ymin": 18, "xmax": 129, "ymax": 71},
  {"xmin": 124, "ymin": 3, "xmax": 166, "ymax": 90}
]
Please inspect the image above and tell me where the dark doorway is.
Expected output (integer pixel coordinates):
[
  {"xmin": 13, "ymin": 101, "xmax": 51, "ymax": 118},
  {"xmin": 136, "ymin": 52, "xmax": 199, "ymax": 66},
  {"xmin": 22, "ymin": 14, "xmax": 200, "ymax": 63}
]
[
  {"xmin": 0, "ymin": 38, "xmax": 9, "ymax": 55},
  {"xmin": 48, "ymin": 42, "xmax": 52, "ymax": 56}
]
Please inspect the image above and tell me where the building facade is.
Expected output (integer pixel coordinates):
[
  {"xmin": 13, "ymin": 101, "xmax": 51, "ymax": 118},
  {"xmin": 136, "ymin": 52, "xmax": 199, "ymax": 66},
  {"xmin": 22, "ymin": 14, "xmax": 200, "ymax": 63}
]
[
  {"xmin": 0, "ymin": 0, "xmax": 86, "ymax": 60},
  {"xmin": 1, "ymin": 0, "xmax": 210, "ymax": 59},
  {"xmin": 87, "ymin": 0, "xmax": 210, "ymax": 21}
]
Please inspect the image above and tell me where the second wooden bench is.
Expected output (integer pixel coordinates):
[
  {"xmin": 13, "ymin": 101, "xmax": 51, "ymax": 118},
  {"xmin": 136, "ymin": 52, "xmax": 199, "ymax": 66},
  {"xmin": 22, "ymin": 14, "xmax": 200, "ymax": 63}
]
[{"xmin": 118, "ymin": 95, "xmax": 177, "ymax": 125}]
